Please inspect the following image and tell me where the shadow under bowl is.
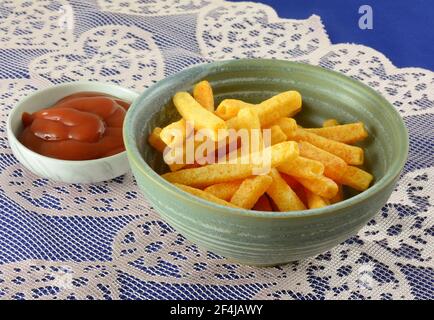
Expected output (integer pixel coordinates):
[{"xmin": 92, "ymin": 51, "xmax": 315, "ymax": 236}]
[{"xmin": 123, "ymin": 59, "xmax": 408, "ymax": 266}]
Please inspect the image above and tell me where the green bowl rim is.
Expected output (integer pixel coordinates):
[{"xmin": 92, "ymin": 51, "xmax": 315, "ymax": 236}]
[{"xmin": 123, "ymin": 59, "xmax": 409, "ymax": 219}]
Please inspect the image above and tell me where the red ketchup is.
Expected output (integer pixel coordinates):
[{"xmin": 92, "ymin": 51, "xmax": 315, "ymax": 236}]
[{"xmin": 19, "ymin": 92, "xmax": 131, "ymax": 160}]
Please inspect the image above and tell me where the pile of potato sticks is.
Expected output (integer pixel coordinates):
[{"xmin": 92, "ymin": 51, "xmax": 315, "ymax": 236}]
[{"xmin": 148, "ymin": 80, "xmax": 373, "ymax": 211}]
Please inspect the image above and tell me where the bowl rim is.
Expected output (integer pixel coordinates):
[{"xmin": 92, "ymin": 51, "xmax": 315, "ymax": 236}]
[
  {"xmin": 7, "ymin": 80, "xmax": 139, "ymax": 165},
  {"xmin": 123, "ymin": 59, "xmax": 409, "ymax": 219}
]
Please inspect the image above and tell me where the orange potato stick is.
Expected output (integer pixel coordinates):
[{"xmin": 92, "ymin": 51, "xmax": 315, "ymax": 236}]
[
  {"xmin": 226, "ymin": 108, "xmax": 263, "ymax": 158},
  {"xmin": 252, "ymin": 195, "xmax": 273, "ymax": 211},
  {"xmin": 257, "ymin": 91, "xmax": 302, "ymax": 126},
  {"xmin": 173, "ymin": 92, "xmax": 226, "ymax": 141},
  {"xmin": 293, "ymin": 128, "xmax": 364, "ymax": 165},
  {"xmin": 293, "ymin": 184, "xmax": 307, "ymax": 207},
  {"xmin": 280, "ymin": 173, "xmax": 308, "ymax": 206},
  {"xmin": 215, "ymin": 99, "xmax": 254, "ymax": 120},
  {"xmin": 147, "ymin": 127, "xmax": 186, "ymax": 171},
  {"xmin": 270, "ymin": 125, "xmax": 287, "ymax": 145},
  {"xmin": 236, "ymin": 107, "xmax": 261, "ymax": 130},
  {"xmin": 226, "ymin": 92, "xmax": 302, "ymax": 129},
  {"xmin": 335, "ymin": 165, "xmax": 374, "ymax": 191},
  {"xmin": 182, "ymin": 163, "xmax": 202, "ymax": 169},
  {"xmin": 323, "ymin": 119, "xmax": 339, "ymax": 127},
  {"xmin": 236, "ymin": 108, "xmax": 263, "ymax": 156},
  {"xmin": 277, "ymin": 156, "xmax": 324, "ymax": 179},
  {"xmin": 174, "ymin": 183, "xmax": 240, "ymax": 208},
  {"xmin": 225, "ymin": 115, "xmax": 240, "ymax": 130},
  {"xmin": 160, "ymin": 119, "xmax": 186, "ymax": 146},
  {"xmin": 266, "ymin": 169, "xmax": 306, "ymax": 211},
  {"xmin": 164, "ymin": 135, "xmax": 209, "ymax": 171},
  {"xmin": 305, "ymin": 122, "xmax": 368, "ymax": 144},
  {"xmin": 236, "ymin": 140, "xmax": 299, "ymax": 167},
  {"xmin": 148, "ymin": 127, "xmax": 166, "ymax": 153},
  {"xmin": 204, "ymin": 180, "xmax": 244, "ymax": 201},
  {"xmin": 230, "ymin": 175, "xmax": 273, "ymax": 209},
  {"xmin": 168, "ymin": 163, "xmax": 187, "ymax": 172},
  {"xmin": 162, "ymin": 141, "xmax": 299, "ymax": 187},
  {"xmin": 193, "ymin": 80, "xmax": 214, "ymax": 112},
  {"xmin": 329, "ymin": 184, "xmax": 344, "ymax": 204},
  {"xmin": 298, "ymin": 141, "xmax": 347, "ymax": 180},
  {"xmin": 269, "ymin": 117, "xmax": 297, "ymax": 138},
  {"xmin": 294, "ymin": 175, "xmax": 339, "ymax": 199},
  {"xmin": 305, "ymin": 188, "xmax": 330, "ymax": 209}
]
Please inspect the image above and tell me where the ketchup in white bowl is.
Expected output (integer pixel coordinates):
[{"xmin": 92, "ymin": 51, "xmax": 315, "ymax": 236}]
[{"xmin": 19, "ymin": 92, "xmax": 131, "ymax": 160}]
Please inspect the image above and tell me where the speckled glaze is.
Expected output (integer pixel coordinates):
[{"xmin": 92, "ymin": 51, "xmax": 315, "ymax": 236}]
[
  {"xmin": 7, "ymin": 81, "xmax": 139, "ymax": 184},
  {"xmin": 123, "ymin": 59, "xmax": 408, "ymax": 266}
]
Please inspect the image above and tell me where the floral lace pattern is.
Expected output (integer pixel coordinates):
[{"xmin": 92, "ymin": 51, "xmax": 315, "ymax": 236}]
[{"xmin": 0, "ymin": 0, "xmax": 432, "ymax": 300}]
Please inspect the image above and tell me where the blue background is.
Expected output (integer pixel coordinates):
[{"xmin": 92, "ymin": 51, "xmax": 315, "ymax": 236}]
[{"xmin": 233, "ymin": 0, "xmax": 434, "ymax": 71}]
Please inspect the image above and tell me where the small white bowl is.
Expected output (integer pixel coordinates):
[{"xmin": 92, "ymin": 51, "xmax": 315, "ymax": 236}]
[{"xmin": 7, "ymin": 81, "xmax": 139, "ymax": 183}]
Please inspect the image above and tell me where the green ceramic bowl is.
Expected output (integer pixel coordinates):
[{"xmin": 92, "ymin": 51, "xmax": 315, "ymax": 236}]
[{"xmin": 123, "ymin": 59, "xmax": 408, "ymax": 266}]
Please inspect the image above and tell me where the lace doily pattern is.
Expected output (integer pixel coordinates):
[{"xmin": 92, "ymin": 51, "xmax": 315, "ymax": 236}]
[
  {"xmin": 97, "ymin": 0, "xmax": 219, "ymax": 17},
  {"xmin": 29, "ymin": 25, "xmax": 165, "ymax": 90},
  {"xmin": 0, "ymin": 0, "xmax": 432, "ymax": 300},
  {"xmin": 0, "ymin": 0, "xmax": 74, "ymax": 50},
  {"xmin": 197, "ymin": 2, "xmax": 330, "ymax": 60}
]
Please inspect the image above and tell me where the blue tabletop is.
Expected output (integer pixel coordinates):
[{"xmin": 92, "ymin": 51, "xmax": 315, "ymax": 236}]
[{"xmin": 233, "ymin": 0, "xmax": 434, "ymax": 71}]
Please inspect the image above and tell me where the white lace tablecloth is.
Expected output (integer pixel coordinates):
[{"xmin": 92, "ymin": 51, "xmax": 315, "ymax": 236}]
[{"xmin": 0, "ymin": 0, "xmax": 432, "ymax": 300}]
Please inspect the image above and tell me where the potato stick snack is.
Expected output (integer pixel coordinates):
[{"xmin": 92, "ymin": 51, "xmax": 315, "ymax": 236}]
[
  {"xmin": 298, "ymin": 141, "xmax": 347, "ymax": 180},
  {"xmin": 149, "ymin": 81, "xmax": 374, "ymax": 212},
  {"xmin": 295, "ymin": 175, "xmax": 339, "ymax": 199},
  {"xmin": 257, "ymin": 91, "xmax": 302, "ymax": 126},
  {"xmin": 230, "ymin": 175, "xmax": 273, "ymax": 209},
  {"xmin": 321, "ymin": 117, "xmax": 346, "ymax": 206},
  {"xmin": 270, "ymin": 125, "xmax": 287, "ymax": 145},
  {"xmin": 174, "ymin": 183, "xmax": 240, "ymax": 208},
  {"xmin": 278, "ymin": 156, "xmax": 324, "ymax": 179},
  {"xmin": 173, "ymin": 92, "xmax": 226, "ymax": 140},
  {"xmin": 148, "ymin": 127, "xmax": 166, "ymax": 153},
  {"xmin": 269, "ymin": 117, "xmax": 297, "ymax": 138},
  {"xmin": 323, "ymin": 119, "xmax": 339, "ymax": 127},
  {"xmin": 321, "ymin": 117, "xmax": 351, "ymax": 202},
  {"xmin": 335, "ymin": 165, "xmax": 374, "ymax": 191},
  {"xmin": 162, "ymin": 141, "xmax": 298, "ymax": 187},
  {"xmin": 193, "ymin": 80, "xmax": 214, "ymax": 112},
  {"xmin": 329, "ymin": 184, "xmax": 344, "ymax": 204},
  {"xmin": 160, "ymin": 118, "xmax": 186, "ymax": 146},
  {"xmin": 280, "ymin": 174, "xmax": 308, "ymax": 206},
  {"xmin": 305, "ymin": 189, "xmax": 330, "ymax": 209},
  {"xmin": 266, "ymin": 169, "xmax": 306, "ymax": 211},
  {"xmin": 215, "ymin": 99, "xmax": 255, "ymax": 120},
  {"xmin": 236, "ymin": 108, "xmax": 264, "ymax": 157},
  {"xmin": 237, "ymin": 107, "xmax": 261, "ymax": 130},
  {"xmin": 163, "ymin": 134, "xmax": 207, "ymax": 171},
  {"xmin": 305, "ymin": 122, "xmax": 368, "ymax": 144},
  {"xmin": 147, "ymin": 127, "xmax": 187, "ymax": 172},
  {"xmin": 236, "ymin": 140, "xmax": 298, "ymax": 167},
  {"xmin": 204, "ymin": 180, "xmax": 244, "ymax": 201},
  {"xmin": 293, "ymin": 128, "xmax": 364, "ymax": 165},
  {"xmin": 164, "ymin": 163, "xmax": 255, "ymax": 188},
  {"xmin": 226, "ymin": 91, "xmax": 302, "ymax": 129}
]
